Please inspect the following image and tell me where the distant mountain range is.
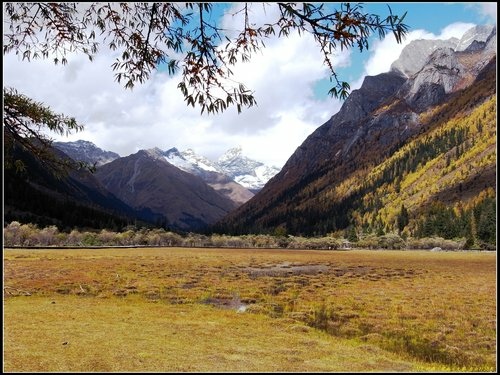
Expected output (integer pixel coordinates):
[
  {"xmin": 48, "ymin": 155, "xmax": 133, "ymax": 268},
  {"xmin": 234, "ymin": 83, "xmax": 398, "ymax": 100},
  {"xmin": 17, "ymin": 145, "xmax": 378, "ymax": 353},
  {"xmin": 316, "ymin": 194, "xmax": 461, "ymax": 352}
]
[
  {"xmin": 93, "ymin": 149, "xmax": 238, "ymax": 231},
  {"xmin": 163, "ymin": 146, "xmax": 280, "ymax": 193},
  {"xmin": 5, "ymin": 24, "xmax": 496, "ymax": 245},
  {"xmin": 4, "ymin": 144, "xmax": 164, "ymax": 231},
  {"xmin": 9, "ymin": 141, "xmax": 278, "ymax": 231},
  {"xmin": 54, "ymin": 141, "xmax": 280, "ymax": 192}
]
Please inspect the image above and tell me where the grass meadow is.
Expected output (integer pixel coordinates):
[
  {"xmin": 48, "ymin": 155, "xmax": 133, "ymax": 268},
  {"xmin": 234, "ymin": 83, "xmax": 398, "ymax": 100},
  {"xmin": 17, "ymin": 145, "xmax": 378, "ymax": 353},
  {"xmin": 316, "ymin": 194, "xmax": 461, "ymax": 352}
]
[{"xmin": 3, "ymin": 247, "xmax": 496, "ymax": 372}]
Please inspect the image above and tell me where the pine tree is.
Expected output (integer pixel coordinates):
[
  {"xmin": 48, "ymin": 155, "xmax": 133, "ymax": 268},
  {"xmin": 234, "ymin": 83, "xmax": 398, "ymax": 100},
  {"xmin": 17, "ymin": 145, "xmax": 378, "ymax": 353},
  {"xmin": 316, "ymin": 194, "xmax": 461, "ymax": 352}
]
[
  {"xmin": 347, "ymin": 226, "xmax": 359, "ymax": 242},
  {"xmin": 464, "ymin": 211, "xmax": 478, "ymax": 249},
  {"xmin": 477, "ymin": 197, "xmax": 496, "ymax": 247},
  {"xmin": 397, "ymin": 204, "xmax": 409, "ymax": 234}
]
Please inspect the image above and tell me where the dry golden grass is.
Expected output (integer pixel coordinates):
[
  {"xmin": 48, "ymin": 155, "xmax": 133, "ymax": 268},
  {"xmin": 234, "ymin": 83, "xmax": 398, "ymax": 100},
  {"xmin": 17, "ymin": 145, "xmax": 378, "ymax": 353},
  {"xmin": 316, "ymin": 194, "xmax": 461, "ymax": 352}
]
[
  {"xmin": 4, "ymin": 295, "xmax": 437, "ymax": 372},
  {"xmin": 4, "ymin": 247, "xmax": 496, "ymax": 372}
]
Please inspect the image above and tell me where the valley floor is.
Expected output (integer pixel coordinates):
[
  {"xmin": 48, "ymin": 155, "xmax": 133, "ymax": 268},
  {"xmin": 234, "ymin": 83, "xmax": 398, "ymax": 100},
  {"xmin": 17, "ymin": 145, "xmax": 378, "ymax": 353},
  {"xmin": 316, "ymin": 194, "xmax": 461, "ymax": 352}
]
[{"xmin": 3, "ymin": 248, "xmax": 496, "ymax": 372}]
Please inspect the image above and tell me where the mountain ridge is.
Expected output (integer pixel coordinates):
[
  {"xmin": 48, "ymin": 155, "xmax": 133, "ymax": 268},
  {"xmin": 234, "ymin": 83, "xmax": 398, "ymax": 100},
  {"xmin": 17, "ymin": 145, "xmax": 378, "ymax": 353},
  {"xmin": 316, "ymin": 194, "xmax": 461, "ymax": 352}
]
[
  {"xmin": 53, "ymin": 140, "xmax": 120, "ymax": 167},
  {"xmin": 4, "ymin": 144, "xmax": 164, "ymax": 230},
  {"xmin": 94, "ymin": 149, "xmax": 238, "ymax": 231},
  {"xmin": 54, "ymin": 141, "xmax": 280, "ymax": 193},
  {"xmin": 164, "ymin": 146, "xmax": 281, "ymax": 192},
  {"xmin": 215, "ymin": 25, "xmax": 496, "ymax": 244}
]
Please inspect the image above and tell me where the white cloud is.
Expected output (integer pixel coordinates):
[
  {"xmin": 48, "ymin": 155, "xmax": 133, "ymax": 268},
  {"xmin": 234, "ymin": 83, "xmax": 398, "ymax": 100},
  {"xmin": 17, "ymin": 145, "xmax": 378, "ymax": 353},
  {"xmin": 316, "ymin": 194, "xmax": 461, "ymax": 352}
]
[
  {"xmin": 471, "ymin": 2, "xmax": 497, "ymax": 21},
  {"xmin": 2, "ymin": 3, "xmax": 490, "ymax": 169},
  {"xmin": 437, "ymin": 22, "xmax": 477, "ymax": 41},
  {"xmin": 3, "ymin": 2, "xmax": 340, "ymax": 168}
]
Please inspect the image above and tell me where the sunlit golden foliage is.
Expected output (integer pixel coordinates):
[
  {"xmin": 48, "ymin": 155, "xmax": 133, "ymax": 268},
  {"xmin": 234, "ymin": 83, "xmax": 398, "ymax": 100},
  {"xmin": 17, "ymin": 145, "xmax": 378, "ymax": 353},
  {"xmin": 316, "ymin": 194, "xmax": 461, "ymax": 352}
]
[{"xmin": 343, "ymin": 95, "xmax": 496, "ymax": 233}]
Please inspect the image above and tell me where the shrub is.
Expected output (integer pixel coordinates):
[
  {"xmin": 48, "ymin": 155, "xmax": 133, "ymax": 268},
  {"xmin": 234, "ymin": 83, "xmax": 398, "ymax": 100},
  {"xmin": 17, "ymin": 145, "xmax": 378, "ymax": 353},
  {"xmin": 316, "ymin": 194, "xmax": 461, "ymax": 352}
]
[
  {"xmin": 3, "ymin": 221, "xmax": 22, "ymax": 246},
  {"xmin": 66, "ymin": 229, "xmax": 83, "ymax": 246},
  {"xmin": 377, "ymin": 233, "xmax": 405, "ymax": 249},
  {"xmin": 98, "ymin": 229, "xmax": 118, "ymax": 245},
  {"xmin": 357, "ymin": 234, "xmax": 380, "ymax": 249},
  {"xmin": 406, "ymin": 236, "xmax": 465, "ymax": 250},
  {"xmin": 80, "ymin": 232, "xmax": 100, "ymax": 246},
  {"xmin": 35, "ymin": 225, "xmax": 59, "ymax": 246}
]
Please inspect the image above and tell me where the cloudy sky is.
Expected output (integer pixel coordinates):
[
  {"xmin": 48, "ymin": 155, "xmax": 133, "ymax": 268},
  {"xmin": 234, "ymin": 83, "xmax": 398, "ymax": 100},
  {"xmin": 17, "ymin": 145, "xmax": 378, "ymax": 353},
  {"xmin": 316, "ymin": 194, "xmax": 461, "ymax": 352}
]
[{"xmin": 3, "ymin": 2, "xmax": 497, "ymax": 168}]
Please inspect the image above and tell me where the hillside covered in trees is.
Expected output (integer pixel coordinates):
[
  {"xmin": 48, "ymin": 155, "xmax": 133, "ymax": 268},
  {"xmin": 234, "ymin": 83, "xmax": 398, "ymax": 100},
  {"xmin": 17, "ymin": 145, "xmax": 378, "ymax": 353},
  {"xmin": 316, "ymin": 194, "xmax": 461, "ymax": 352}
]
[{"xmin": 216, "ymin": 45, "xmax": 496, "ymax": 250}]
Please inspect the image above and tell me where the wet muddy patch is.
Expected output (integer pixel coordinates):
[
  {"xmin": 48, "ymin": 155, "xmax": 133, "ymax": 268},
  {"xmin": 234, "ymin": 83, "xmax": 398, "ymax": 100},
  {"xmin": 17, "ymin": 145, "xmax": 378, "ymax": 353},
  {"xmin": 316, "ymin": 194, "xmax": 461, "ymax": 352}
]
[
  {"xmin": 245, "ymin": 263, "xmax": 425, "ymax": 281},
  {"xmin": 200, "ymin": 295, "xmax": 248, "ymax": 312},
  {"xmin": 245, "ymin": 262, "xmax": 329, "ymax": 278}
]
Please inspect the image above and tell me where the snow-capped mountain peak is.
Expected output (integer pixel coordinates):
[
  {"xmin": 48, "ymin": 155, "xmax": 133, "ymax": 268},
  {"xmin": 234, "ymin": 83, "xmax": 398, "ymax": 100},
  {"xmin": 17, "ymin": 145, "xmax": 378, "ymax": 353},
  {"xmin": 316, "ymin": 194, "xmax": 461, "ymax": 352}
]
[
  {"xmin": 217, "ymin": 147, "xmax": 280, "ymax": 191},
  {"xmin": 163, "ymin": 147, "xmax": 196, "ymax": 172},
  {"xmin": 164, "ymin": 146, "xmax": 280, "ymax": 191},
  {"xmin": 181, "ymin": 149, "xmax": 219, "ymax": 172},
  {"xmin": 218, "ymin": 147, "xmax": 264, "ymax": 176},
  {"xmin": 217, "ymin": 146, "xmax": 243, "ymax": 164},
  {"xmin": 234, "ymin": 164, "xmax": 281, "ymax": 191}
]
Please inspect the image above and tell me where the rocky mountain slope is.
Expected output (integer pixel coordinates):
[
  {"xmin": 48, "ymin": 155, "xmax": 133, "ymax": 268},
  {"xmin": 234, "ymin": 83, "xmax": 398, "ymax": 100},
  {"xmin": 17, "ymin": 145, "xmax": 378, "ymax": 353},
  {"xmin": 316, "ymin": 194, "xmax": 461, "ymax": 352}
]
[
  {"xmin": 215, "ymin": 25, "xmax": 496, "ymax": 243},
  {"xmin": 4, "ymin": 144, "xmax": 161, "ymax": 230},
  {"xmin": 54, "ymin": 140, "xmax": 120, "ymax": 167},
  {"xmin": 94, "ymin": 148, "xmax": 237, "ymax": 231}
]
